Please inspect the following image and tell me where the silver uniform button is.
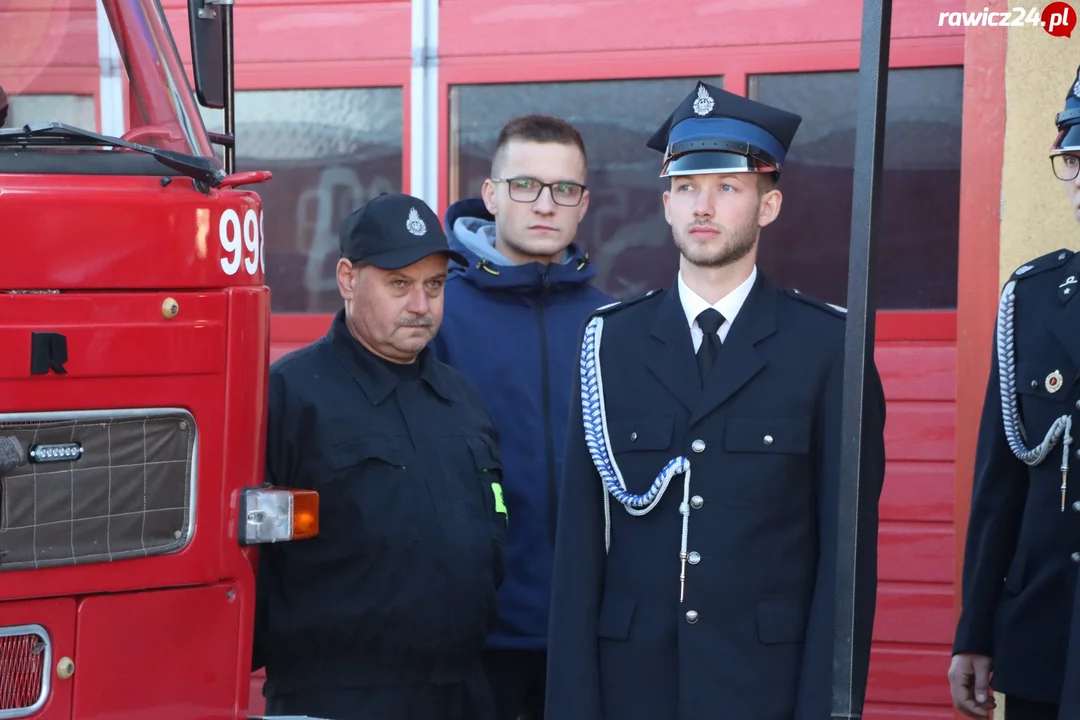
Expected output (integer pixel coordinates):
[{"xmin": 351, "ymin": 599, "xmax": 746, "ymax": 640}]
[
  {"xmin": 685, "ymin": 610, "xmax": 699, "ymax": 624},
  {"xmin": 630, "ymin": 432, "xmax": 638, "ymax": 442},
  {"xmin": 1074, "ymin": 501, "xmax": 1080, "ymax": 513},
  {"xmin": 763, "ymin": 434, "xmax": 774, "ymax": 445},
  {"xmin": 692, "ymin": 439, "xmax": 705, "ymax": 453},
  {"xmin": 1073, "ymin": 552, "xmax": 1080, "ymax": 563},
  {"xmin": 687, "ymin": 551, "xmax": 700, "ymax": 565},
  {"xmin": 690, "ymin": 495, "xmax": 703, "ymax": 509}
]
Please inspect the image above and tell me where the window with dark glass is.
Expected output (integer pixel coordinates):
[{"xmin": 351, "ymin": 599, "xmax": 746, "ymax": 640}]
[
  {"xmin": 448, "ymin": 77, "xmax": 724, "ymax": 299},
  {"xmin": 201, "ymin": 88, "xmax": 404, "ymax": 313},
  {"xmin": 749, "ymin": 67, "xmax": 963, "ymax": 310}
]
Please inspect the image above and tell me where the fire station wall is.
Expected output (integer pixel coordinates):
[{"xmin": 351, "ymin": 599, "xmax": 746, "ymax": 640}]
[
  {"xmin": 3, "ymin": 1, "xmax": 972, "ymax": 717},
  {"xmin": 172, "ymin": 2, "xmax": 964, "ymax": 716}
]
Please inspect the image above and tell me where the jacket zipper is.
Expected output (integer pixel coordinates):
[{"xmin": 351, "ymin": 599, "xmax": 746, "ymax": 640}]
[{"xmin": 536, "ymin": 266, "xmax": 557, "ymax": 549}]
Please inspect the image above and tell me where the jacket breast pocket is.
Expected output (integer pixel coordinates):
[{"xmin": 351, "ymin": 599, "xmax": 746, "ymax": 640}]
[
  {"xmin": 322, "ymin": 436, "xmax": 418, "ymax": 549},
  {"xmin": 720, "ymin": 416, "xmax": 813, "ymax": 509},
  {"xmin": 1016, "ymin": 359, "xmax": 1076, "ymax": 435},
  {"xmin": 1016, "ymin": 360, "xmax": 1075, "ymax": 403},
  {"xmin": 604, "ymin": 413, "xmax": 677, "ymax": 498}
]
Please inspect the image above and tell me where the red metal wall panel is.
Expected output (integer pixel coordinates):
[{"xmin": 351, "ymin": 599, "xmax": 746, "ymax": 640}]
[
  {"xmin": 872, "ymin": 340, "xmax": 958, "ymax": 717},
  {"xmin": 0, "ymin": 0, "xmax": 99, "ymax": 95},
  {"xmin": 439, "ymin": 0, "xmax": 964, "ymax": 58},
  {"xmin": 162, "ymin": 0, "xmax": 410, "ymax": 68}
]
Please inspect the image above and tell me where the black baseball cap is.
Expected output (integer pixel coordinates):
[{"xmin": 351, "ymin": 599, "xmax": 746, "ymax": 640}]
[{"xmin": 339, "ymin": 192, "xmax": 467, "ymax": 270}]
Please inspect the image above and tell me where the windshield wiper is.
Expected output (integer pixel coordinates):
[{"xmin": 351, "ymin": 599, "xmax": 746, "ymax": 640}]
[{"xmin": 0, "ymin": 122, "xmax": 227, "ymax": 187}]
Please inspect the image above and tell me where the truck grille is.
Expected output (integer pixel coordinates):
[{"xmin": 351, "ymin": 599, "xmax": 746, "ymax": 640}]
[
  {"xmin": 0, "ymin": 624, "xmax": 49, "ymax": 716},
  {"xmin": 0, "ymin": 409, "xmax": 196, "ymax": 571}
]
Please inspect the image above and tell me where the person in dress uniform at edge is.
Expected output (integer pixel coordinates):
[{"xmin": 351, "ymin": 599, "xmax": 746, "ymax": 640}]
[
  {"xmin": 251, "ymin": 192, "xmax": 508, "ymax": 720},
  {"xmin": 543, "ymin": 80, "xmax": 888, "ymax": 720},
  {"xmin": 950, "ymin": 64, "xmax": 1080, "ymax": 720}
]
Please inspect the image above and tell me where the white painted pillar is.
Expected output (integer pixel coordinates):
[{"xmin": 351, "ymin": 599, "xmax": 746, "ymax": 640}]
[
  {"xmin": 410, "ymin": 0, "xmax": 439, "ymax": 208},
  {"xmin": 96, "ymin": 0, "xmax": 125, "ymax": 136}
]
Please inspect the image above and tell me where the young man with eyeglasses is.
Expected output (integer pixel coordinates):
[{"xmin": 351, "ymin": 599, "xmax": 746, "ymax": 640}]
[
  {"xmin": 950, "ymin": 63, "xmax": 1080, "ymax": 720},
  {"xmin": 431, "ymin": 114, "xmax": 613, "ymax": 720}
]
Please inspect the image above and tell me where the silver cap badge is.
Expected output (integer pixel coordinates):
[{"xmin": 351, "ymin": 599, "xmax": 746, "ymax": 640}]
[
  {"xmin": 406, "ymin": 207, "xmax": 426, "ymax": 236},
  {"xmin": 692, "ymin": 85, "xmax": 714, "ymax": 117}
]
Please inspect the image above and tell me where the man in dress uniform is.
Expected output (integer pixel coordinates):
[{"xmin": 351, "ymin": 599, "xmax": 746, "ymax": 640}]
[
  {"xmin": 544, "ymin": 81, "xmax": 888, "ymax": 720},
  {"xmin": 950, "ymin": 64, "xmax": 1080, "ymax": 720},
  {"xmin": 252, "ymin": 193, "xmax": 508, "ymax": 720}
]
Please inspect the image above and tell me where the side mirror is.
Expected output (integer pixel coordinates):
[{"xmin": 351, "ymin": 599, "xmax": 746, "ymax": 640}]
[{"xmin": 188, "ymin": 0, "xmax": 225, "ymax": 109}]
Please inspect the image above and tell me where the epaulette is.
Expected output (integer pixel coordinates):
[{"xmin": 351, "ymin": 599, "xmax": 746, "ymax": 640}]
[
  {"xmin": 1010, "ymin": 248, "xmax": 1073, "ymax": 280},
  {"xmin": 785, "ymin": 288, "xmax": 847, "ymax": 318},
  {"xmin": 589, "ymin": 289, "xmax": 662, "ymax": 319}
]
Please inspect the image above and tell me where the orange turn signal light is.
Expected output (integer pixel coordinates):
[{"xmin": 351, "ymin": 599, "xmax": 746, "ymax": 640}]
[{"xmin": 291, "ymin": 489, "xmax": 319, "ymax": 540}]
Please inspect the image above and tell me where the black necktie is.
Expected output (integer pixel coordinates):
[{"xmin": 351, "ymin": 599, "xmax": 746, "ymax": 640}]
[{"xmin": 696, "ymin": 308, "xmax": 725, "ymax": 382}]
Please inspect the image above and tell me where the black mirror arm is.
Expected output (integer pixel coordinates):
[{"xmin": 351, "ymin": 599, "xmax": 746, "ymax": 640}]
[{"xmin": 207, "ymin": 131, "xmax": 234, "ymax": 148}]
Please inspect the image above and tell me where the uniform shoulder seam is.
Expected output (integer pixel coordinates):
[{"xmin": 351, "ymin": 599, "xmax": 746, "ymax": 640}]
[
  {"xmin": 784, "ymin": 288, "xmax": 847, "ymax": 318},
  {"xmin": 588, "ymin": 289, "xmax": 662, "ymax": 319},
  {"xmin": 1009, "ymin": 248, "xmax": 1073, "ymax": 280}
]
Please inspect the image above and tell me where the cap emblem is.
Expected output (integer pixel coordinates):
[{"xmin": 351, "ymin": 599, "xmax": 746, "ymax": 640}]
[
  {"xmin": 692, "ymin": 85, "xmax": 714, "ymax": 117},
  {"xmin": 1072, "ymin": 67, "xmax": 1080, "ymax": 100},
  {"xmin": 406, "ymin": 207, "xmax": 427, "ymax": 236}
]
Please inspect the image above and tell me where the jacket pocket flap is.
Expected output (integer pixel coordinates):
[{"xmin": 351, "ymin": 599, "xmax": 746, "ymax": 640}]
[
  {"xmin": 725, "ymin": 417, "xmax": 812, "ymax": 454},
  {"xmin": 597, "ymin": 594, "xmax": 636, "ymax": 640},
  {"xmin": 328, "ymin": 436, "xmax": 410, "ymax": 471},
  {"xmin": 466, "ymin": 435, "xmax": 503, "ymax": 473},
  {"xmin": 1016, "ymin": 360, "xmax": 1074, "ymax": 400},
  {"xmin": 608, "ymin": 413, "xmax": 674, "ymax": 453},
  {"xmin": 756, "ymin": 597, "xmax": 808, "ymax": 644}
]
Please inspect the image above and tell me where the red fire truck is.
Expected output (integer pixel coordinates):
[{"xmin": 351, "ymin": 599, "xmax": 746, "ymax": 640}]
[{"xmin": 0, "ymin": 0, "xmax": 319, "ymax": 717}]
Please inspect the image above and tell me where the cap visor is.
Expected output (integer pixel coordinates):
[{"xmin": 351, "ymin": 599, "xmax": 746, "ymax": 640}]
[
  {"xmin": 364, "ymin": 245, "xmax": 468, "ymax": 271},
  {"xmin": 1052, "ymin": 124, "xmax": 1080, "ymax": 154},
  {"xmin": 661, "ymin": 151, "xmax": 777, "ymax": 178}
]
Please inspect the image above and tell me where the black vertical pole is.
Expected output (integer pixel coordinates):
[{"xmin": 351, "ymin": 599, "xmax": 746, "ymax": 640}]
[
  {"xmin": 222, "ymin": 0, "xmax": 235, "ymax": 174},
  {"xmin": 831, "ymin": 0, "xmax": 891, "ymax": 716}
]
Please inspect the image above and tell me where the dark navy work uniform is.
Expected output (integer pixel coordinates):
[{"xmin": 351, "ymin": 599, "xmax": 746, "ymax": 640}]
[
  {"xmin": 253, "ymin": 308, "xmax": 507, "ymax": 720},
  {"xmin": 544, "ymin": 81, "xmax": 888, "ymax": 720},
  {"xmin": 958, "ymin": 65, "xmax": 1080, "ymax": 720}
]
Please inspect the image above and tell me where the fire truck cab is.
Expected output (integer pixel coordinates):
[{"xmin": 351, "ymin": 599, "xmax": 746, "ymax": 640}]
[{"xmin": 0, "ymin": 1, "xmax": 318, "ymax": 717}]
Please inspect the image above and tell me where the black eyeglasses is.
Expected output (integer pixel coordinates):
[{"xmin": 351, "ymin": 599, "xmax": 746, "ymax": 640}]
[
  {"xmin": 492, "ymin": 177, "xmax": 587, "ymax": 207},
  {"xmin": 1053, "ymin": 154, "xmax": 1080, "ymax": 182}
]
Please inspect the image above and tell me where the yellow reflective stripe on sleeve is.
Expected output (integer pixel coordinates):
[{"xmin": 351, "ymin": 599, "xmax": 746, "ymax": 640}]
[{"xmin": 491, "ymin": 481, "xmax": 507, "ymax": 518}]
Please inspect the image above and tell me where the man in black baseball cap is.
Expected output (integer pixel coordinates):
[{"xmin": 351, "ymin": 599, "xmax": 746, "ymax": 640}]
[
  {"xmin": 333, "ymin": 192, "xmax": 468, "ymax": 363},
  {"xmin": 340, "ymin": 191, "xmax": 468, "ymax": 270},
  {"xmin": 255, "ymin": 191, "xmax": 507, "ymax": 720}
]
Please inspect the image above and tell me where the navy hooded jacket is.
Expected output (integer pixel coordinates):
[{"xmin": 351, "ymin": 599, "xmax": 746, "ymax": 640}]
[{"xmin": 430, "ymin": 197, "xmax": 614, "ymax": 651}]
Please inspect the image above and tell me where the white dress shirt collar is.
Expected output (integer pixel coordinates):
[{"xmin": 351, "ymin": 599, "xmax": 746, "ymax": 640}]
[{"xmin": 678, "ymin": 265, "xmax": 758, "ymax": 351}]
